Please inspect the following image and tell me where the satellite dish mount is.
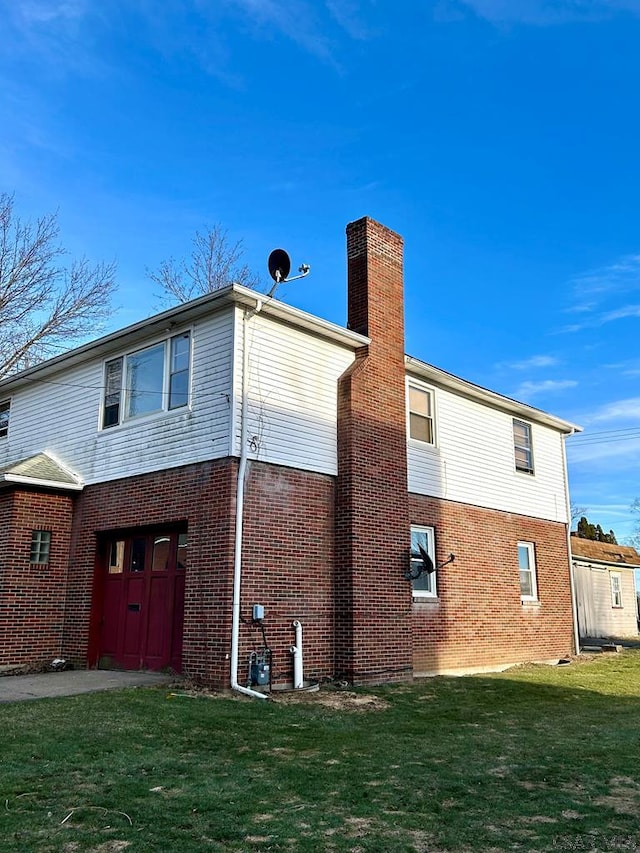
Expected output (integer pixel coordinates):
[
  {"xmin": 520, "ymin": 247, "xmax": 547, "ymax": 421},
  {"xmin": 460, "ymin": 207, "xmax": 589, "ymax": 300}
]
[{"xmin": 267, "ymin": 248, "xmax": 310, "ymax": 298}]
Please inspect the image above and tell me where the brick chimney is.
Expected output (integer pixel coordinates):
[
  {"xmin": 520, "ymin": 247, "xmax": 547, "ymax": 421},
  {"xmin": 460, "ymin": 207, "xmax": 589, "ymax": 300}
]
[{"xmin": 334, "ymin": 217, "xmax": 412, "ymax": 684}]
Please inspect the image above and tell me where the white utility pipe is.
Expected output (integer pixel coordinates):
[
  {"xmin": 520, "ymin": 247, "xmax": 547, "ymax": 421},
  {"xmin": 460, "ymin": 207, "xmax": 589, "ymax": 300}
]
[
  {"xmin": 291, "ymin": 619, "xmax": 304, "ymax": 689},
  {"xmin": 562, "ymin": 428, "xmax": 582, "ymax": 657},
  {"xmin": 230, "ymin": 304, "xmax": 267, "ymax": 700}
]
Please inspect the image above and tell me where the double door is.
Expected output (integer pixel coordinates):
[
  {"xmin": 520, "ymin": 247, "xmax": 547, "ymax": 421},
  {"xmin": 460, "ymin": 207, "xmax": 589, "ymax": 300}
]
[{"xmin": 99, "ymin": 530, "xmax": 186, "ymax": 672}]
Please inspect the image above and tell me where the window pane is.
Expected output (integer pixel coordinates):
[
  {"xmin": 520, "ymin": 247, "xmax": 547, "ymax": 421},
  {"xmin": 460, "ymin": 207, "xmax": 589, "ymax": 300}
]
[
  {"xmin": 169, "ymin": 370, "xmax": 189, "ymax": 409},
  {"xmin": 130, "ymin": 538, "xmax": 146, "ymax": 572},
  {"xmin": 177, "ymin": 533, "xmax": 188, "ymax": 570},
  {"xmin": 410, "ymin": 413, "xmax": 433, "ymax": 443},
  {"xmin": 171, "ymin": 333, "xmax": 190, "ymax": 372},
  {"xmin": 519, "ymin": 570, "xmax": 533, "ymax": 598},
  {"xmin": 103, "ymin": 359, "xmax": 123, "ymax": 428},
  {"xmin": 152, "ymin": 536, "xmax": 171, "ymax": 571},
  {"xmin": 108, "ymin": 540, "xmax": 125, "ymax": 574},
  {"xmin": 409, "ymin": 387, "xmax": 431, "ymax": 417},
  {"xmin": 517, "ymin": 544, "xmax": 530, "ymax": 570},
  {"xmin": 126, "ymin": 344, "xmax": 165, "ymax": 419},
  {"xmin": 0, "ymin": 400, "xmax": 10, "ymax": 438},
  {"xmin": 30, "ymin": 530, "xmax": 51, "ymax": 564}
]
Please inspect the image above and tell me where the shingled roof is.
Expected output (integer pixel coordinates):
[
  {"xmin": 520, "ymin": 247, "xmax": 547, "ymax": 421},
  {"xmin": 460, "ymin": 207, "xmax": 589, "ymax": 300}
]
[
  {"xmin": 570, "ymin": 535, "xmax": 640, "ymax": 568},
  {"xmin": 0, "ymin": 452, "xmax": 83, "ymax": 491}
]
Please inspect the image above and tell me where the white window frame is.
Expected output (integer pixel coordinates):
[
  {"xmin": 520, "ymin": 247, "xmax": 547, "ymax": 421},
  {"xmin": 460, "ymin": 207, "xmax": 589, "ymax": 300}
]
[
  {"xmin": 513, "ymin": 419, "xmax": 534, "ymax": 475},
  {"xmin": 101, "ymin": 331, "xmax": 192, "ymax": 430},
  {"xmin": 410, "ymin": 525, "xmax": 437, "ymax": 598},
  {"xmin": 610, "ymin": 571, "xmax": 623, "ymax": 608},
  {"xmin": 0, "ymin": 399, "xmax": 9, "ymax": 438},
  {"xmin": 407, "ymin": 381, "xmax": 436, "ymax": 446},
  {"xmin": 518, "ymin": 541, "xmax": 538, "ymax": 601}
]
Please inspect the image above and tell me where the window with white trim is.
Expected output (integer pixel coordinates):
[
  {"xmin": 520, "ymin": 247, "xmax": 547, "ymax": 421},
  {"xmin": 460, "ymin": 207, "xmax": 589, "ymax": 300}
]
[
  {"xmin": 30, "ymin": 530, "xmax": 51, "ymax": 565},
  {"xmin": 410, "ymin": 525, "xmax": 437, "ymax": 598},
  {"xmin": 102, "ymin": 332, "xmax": 191, "ymax": 429},
  {"xmin": 610, "ymin": 572, "xmax": 623, "ymax": 608},
  {"xmin": 518, "ymin": 541, "xmax": 538, "ymax": 600},
  {"xmin": 0, "ymin": 399, "xmax": 9, "ymax": 438},
  {"xmin": 513, "ymin": 419, "xmax": 534, "ymax": 474},
  {"xmin": 408, "ymin": 384, "xmax": 435, "ymax": 444}
]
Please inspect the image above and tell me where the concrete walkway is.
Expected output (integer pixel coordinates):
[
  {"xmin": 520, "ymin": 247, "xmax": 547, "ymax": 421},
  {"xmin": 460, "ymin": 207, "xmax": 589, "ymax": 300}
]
[{"xmin": 0, "ymin": 669, "xmax": 174, "ymax": 703}]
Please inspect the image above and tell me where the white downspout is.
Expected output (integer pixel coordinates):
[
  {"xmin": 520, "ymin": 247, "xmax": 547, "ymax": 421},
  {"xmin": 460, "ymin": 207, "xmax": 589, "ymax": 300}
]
[
  {"xmin": 230, "ymin": 303, "xmax": 267, "ymax": 700},
  {"xmin": 562, "ymin": 429, "xmax": 581, "ymax": 657},
  {"xmin": 291, "ymin": 620, "xmax": 304, "ymax": 688}
]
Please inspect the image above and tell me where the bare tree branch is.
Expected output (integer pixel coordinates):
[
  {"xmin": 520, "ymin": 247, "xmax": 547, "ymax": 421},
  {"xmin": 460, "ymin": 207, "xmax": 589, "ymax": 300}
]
[
  {"xmin": 148, "ymin": 223, "xmax": 260, "ymax": 307},
  {"xmin": 0, "ymin": 193, "xmax": 117, "ymax": 379}
]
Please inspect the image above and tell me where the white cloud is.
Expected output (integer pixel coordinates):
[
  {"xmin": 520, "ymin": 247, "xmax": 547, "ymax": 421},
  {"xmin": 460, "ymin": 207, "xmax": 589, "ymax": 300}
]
[
  {"xmin": 453, "ymin": 0, "xmax": 640, "ymax": 26},
  {"xmin": 590, "ymin": 397, "xmax": 640, "ymax": 423},
  {"xmin": 513, "ymin": 378, "xmax": 577, "ymax": 399},
  {"xmin": 504, "ymin": 354, "xmax": 558, "ymax": 370},
  {"xmin": 325, "ymin": 0, "xmax": 374, "ymax": 39},
  {"xmin": 560, "ymin": 254, "xmax": 640, "ymax": 332}
]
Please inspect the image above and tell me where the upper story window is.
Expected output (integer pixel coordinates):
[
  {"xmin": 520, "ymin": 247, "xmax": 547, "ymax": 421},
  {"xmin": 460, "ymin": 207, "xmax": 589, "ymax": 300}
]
[
  {"xmin": 410, "ymin": 525, "xmax": 437, "ymax": 598},
  {"xmin": 610, "ymin": 572, "xmax": 623, "ymax": 608},
  {"xmin": 517, "ymin": 541, "xmax": 538, "ymax": 601},
  {"xmin": 513, "ymin": 419, "xmax": 534, "ymax": 474},
  {"xmin": 0, "ymin": 399, "xmax": 9, "ymax": 438},
  {"xmin": 408, "ymin": 384, "xmax": 435, "ymax": 444},
  {"xmin": 102, "ymin": 332, "xmax": 191, "ymax": 429}
]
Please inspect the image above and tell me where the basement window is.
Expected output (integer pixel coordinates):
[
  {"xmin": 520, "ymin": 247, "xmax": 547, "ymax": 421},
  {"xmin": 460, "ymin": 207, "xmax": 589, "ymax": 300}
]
[
  {"xmin": 0, "ymin": 399, "xmax": 9, "ymax": 438},
  {"xmin": 102, "ymin": 332, "xmax": 191, "ymax": 429},
  {"xmin": 30, "ymin": 530, "xmax": 51, "ymax": 565}
]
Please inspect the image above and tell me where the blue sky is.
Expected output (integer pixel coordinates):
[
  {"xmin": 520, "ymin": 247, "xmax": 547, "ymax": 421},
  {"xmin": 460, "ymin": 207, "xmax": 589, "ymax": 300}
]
[{"xmin": 3, "ymin": 0, "xmax": 640, "ymax": 542}]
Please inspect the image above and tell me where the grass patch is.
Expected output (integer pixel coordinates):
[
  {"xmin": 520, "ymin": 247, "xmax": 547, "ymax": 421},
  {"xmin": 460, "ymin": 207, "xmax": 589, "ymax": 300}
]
[{"xmin": 2, "ymin": 653, "xmax": 640, "ymax": 851}]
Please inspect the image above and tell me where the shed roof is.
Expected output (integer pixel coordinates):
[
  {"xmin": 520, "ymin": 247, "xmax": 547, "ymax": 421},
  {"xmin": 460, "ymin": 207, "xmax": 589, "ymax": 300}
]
[{"xmin": 570, "ymin": 535, "xmax": 640, "ymax": 568}]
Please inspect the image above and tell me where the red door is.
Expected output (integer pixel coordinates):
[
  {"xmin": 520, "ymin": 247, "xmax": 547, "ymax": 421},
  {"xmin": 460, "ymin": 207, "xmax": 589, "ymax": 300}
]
[{"xmin": 99, "ymin": 531, "xmax": 186, "ymax": 672}]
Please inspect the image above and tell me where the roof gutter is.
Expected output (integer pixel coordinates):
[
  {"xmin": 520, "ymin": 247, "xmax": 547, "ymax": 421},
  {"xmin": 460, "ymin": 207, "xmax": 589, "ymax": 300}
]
[{"xmin": 0, "ymin": 473, "xmax": 84, "ymax": 492}]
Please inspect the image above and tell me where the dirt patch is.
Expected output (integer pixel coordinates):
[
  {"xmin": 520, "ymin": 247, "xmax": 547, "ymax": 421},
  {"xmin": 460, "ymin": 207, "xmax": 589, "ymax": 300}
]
[
  {"xmin": 274, "ymin": 690, "xmax": 390, "ymax": 712},
  {"xmin": 595, "ymin": 777, "xmax": 640, "ymax": 816}
]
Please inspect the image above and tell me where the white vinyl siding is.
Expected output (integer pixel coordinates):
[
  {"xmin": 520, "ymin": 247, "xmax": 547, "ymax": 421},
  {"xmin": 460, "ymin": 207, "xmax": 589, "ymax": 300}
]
[
  {"xmin": 0, "ymin": 309, "xmax": 235, "ymax": 484},
  {"xmin": 231, "ymin": 308, "xmax": 355, "ymax": 475},
  {"xmin": 407, "ymin": 377, "xmax": 569, "ymax": 523}
]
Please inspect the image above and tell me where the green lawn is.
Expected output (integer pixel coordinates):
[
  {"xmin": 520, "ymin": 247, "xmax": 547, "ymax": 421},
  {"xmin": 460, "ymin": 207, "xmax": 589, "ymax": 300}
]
[{"xmin": 2, "ymin": 652, "xmax": 640, "ymax": 852}]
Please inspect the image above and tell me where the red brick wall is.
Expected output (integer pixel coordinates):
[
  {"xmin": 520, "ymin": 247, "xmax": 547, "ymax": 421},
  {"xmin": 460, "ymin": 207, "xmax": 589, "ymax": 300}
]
[
  {"xmin": 335, "ymin": 217, "xmax": 413, "ymax": 684},
  {"xmin": 66, "ymin": 459, "xmax": 236, "ymax": 684},
  {"xmin": 65, "ymin": 458, "xmax": 335, "ymax": 687},
  {"xmin": 239, "ymin": 461, "xmax": 335, "ymax": 686},
  {"xmin": 409, "ymin": 494, "xmax": 575, "ymax": 673},
  {"xmin": 0, "ymin": 489, "xmax": 73, "ymax": 668}
]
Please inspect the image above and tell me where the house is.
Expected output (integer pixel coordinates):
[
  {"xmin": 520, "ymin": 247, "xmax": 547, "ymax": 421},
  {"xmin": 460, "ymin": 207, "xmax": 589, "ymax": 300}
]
[
  {"xmin": 571, "ymin": 535, "xmax": 640, "ymax": 641},
  {"xmin": 0, "ymin": 217, "xmax": 581, "ymax": 688}
]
